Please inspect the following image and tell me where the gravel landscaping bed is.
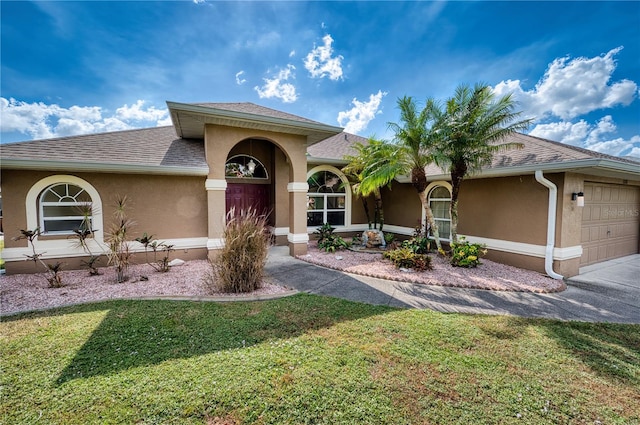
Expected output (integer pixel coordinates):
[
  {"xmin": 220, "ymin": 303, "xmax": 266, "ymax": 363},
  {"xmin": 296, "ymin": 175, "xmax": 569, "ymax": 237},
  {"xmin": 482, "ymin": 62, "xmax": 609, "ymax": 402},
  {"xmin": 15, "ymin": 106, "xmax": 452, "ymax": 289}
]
[
  {"xmin": 0, "ymin": 260, "xmax": 289, "ymax": 316},
  {"xmin": 298, "ymin": 245, "xmax": 566, "ymax": 293}
]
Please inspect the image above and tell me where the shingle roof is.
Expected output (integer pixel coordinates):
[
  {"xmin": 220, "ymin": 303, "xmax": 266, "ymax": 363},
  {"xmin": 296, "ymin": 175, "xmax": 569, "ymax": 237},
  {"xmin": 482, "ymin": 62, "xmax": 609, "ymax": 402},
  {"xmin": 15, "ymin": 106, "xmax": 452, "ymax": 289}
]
[
  {"xmin": 1, "ymin": 126, "xmax": 208, "ymax": 174},
  {"xmin": 193, "ymin": 102, "xmax": 327, "ymax": 126},
  {"xmin": 307, "ymin": 132, "xmax": 369, "ymax": 160},
  {"xmin": 308, "ymin": 131, "xmax": 639, "ymax": 176}
]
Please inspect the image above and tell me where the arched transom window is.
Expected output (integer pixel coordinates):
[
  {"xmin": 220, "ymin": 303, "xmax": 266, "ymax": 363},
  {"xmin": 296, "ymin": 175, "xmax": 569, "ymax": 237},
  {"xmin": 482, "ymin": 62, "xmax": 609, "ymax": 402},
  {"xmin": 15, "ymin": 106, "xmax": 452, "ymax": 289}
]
[
  {"xmin": 39, "ymin": 183, "xmax": 93, "ymax": 234},
  {"xmin": 307, "ymin": 169, "xmax": 347, "ymax": 226},
  {"xmin": 428, "ymin": 185, "xmax": 451, "ymax": 240},
  {"xmin": 225, "ymin": 155, "xmax": 268, "ymax": 179}
]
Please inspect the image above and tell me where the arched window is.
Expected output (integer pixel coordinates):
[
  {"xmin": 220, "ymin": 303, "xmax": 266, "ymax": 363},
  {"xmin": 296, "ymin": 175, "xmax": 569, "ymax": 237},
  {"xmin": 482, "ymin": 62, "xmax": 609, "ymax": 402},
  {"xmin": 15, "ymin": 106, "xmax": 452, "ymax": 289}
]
[
  {"xmin": 225, "ymin": 155, "xmax": 268, "ymax": 179},
  {"xmin": 307, "ymin": 168, "xmax": 348, "ymax": 227},
  {"xmin": 428, "ymin": 185, "xmax": 452, "ymax": 240},
  {"xmin": 39, "ymin": 183, "xmax": 93, "ymax": 234}
]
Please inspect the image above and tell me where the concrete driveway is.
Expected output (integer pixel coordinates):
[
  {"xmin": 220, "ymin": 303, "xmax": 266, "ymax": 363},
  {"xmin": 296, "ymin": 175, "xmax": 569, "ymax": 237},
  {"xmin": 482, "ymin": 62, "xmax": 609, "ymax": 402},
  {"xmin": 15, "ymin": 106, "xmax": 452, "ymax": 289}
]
[{"xmin": 265, "ymin": 248, "xmax": 640, "ymax": 324}]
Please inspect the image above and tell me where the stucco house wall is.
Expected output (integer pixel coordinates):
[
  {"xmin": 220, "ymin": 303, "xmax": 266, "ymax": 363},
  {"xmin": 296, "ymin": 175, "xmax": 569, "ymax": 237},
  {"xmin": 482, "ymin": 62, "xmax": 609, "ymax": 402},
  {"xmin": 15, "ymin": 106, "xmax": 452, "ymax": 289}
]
[{"xmin": 2, "ymin": 169, "xmax": 209, "ymax": 274}]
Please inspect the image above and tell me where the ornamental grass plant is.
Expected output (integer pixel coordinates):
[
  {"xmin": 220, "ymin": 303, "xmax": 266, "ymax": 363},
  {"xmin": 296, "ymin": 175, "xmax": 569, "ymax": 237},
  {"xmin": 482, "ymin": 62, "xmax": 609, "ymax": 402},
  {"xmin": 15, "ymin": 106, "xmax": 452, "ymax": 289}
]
[{"xmin": 206, "ymin": 207, "xmax": 270, "ymax": 293}]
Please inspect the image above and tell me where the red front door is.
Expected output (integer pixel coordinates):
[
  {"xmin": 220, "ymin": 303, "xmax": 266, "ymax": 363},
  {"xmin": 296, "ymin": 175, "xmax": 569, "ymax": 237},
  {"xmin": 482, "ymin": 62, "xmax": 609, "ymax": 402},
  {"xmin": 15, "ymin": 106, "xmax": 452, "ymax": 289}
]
[{"xmin": 225, "ymin": 183, "xmax": 271, "ymax": 219}]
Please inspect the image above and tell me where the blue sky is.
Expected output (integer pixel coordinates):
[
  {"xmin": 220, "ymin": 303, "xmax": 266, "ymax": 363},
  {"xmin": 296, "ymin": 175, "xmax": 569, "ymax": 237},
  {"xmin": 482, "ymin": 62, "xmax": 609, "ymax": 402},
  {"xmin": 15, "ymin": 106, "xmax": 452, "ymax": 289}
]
[{"xmin": 2, "ymin": 1, "xmax": 639, "ymax": 158}]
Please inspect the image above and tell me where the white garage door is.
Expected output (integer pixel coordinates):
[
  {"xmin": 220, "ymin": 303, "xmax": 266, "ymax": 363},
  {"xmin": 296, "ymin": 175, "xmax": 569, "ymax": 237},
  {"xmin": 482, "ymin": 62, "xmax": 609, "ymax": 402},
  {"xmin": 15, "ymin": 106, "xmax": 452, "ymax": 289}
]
[{"xmin": 580, "ymin": 182, "xmax": 640, "ymax": 267}]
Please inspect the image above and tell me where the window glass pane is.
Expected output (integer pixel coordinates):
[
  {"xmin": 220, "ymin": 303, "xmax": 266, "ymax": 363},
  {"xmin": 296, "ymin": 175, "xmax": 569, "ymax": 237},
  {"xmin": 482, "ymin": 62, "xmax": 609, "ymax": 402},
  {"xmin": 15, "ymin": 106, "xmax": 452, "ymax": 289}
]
[
  {"xmin": 307, "ymin": 196, "xmax": 324, "ymax": 210},
  {"xmin": 43, "ymin": 205, "xmax": 83, "ymax": 217},
  {"xmin": 307, "ymin": 211, "xmax": 324, "ymax": 226},
  {"xmin": 431, "ymin": 186, "xmax": 450, "ymax": 199},
  {"xmin": 44, "ymin": 219, "xmax": 88, "ymax": 233},
  {"xmin": 436, "ymin": 220, "xmax": 451, "ymax": 239},
  {"xmin": 326, "ymin": 195, "xmax": 345, "ymax": 210},
  {"xmin": 225, "ymin": 156, "xmax": 267, "ymax": 178},
  {"xmin": 307, "ymin": 171, "xmax": 345, "ymax": 193},
  {"xmin": 327, "ymin": 211, "xmax": 345, "ymax": 226},
  {"xmin": 430, "ymin": 200, "xmax": 451, "ymax": 219}
]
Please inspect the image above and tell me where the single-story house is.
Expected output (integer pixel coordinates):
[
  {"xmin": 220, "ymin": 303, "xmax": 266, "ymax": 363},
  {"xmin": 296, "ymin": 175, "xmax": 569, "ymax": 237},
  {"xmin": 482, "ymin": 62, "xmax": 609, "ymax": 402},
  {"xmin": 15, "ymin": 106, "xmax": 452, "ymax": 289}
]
[{"xmin": 1, "ymin": 102, "xmax": 639, "ymax": 278}]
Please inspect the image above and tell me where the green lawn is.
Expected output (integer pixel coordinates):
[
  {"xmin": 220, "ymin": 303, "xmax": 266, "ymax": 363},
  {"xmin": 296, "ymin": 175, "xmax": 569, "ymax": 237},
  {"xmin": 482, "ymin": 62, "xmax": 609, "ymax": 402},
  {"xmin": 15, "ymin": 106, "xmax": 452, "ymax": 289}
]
[{"xmin": 1, "ymin": 294, "xmax": 638, "ymax": 424}]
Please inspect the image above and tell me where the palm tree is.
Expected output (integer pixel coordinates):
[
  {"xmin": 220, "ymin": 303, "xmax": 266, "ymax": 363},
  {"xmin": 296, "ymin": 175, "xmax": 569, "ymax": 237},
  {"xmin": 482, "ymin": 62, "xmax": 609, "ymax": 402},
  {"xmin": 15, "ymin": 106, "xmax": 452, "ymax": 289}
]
[
  {"xmin": 343, "ymin": 138, "xmax": 394, "ymax": 230},
  {"xmin": 359, "ymin": 96, "xmax": 444, "ymax": 251},
  {"xmin": 436, "ymin": 83, "xmax": 532, "ymax": 242}
]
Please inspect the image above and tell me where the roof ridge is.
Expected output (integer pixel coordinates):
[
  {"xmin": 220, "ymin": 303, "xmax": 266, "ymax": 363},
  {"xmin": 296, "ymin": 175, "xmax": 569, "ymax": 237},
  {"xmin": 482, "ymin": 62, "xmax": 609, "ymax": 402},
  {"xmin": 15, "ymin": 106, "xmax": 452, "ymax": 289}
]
[
  {"xmin": 520, "ymin": 132, "xmax": 639, "ymax": 165},
  {"xmin": 1, "ymin": 125, "xmax": 176, "ymax": 145}
]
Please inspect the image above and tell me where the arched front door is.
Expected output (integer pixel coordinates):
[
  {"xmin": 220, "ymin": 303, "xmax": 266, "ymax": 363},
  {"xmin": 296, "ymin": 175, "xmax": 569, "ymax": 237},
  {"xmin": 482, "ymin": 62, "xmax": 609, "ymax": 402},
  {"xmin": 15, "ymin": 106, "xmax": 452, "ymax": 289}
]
[{"xmin": 225, "ymin": 183, "xmax": 270, "ymax": 218}]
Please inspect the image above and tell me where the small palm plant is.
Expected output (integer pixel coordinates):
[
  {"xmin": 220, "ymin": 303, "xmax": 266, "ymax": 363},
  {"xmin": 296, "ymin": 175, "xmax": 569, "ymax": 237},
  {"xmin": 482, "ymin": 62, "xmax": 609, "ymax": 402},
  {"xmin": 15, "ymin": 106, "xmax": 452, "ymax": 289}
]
[
  {"xmin": 13, "ymin": 228, "xmax": 64, "ymax": 287},
  {"xmin": 106, "ymin": 195, "xmax": 135, "ymax": 283}
]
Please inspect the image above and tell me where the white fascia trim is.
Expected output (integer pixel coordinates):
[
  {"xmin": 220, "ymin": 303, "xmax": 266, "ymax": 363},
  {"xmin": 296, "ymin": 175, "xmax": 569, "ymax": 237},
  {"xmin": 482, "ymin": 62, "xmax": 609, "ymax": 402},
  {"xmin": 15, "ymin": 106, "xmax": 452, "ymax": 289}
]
[
  {"xmin": 2, "ymin": 159, "xmax": 208, "ymax": 176},
  {"xmin": 205, "ymin": 179, "xmax": 228, "ymax": 190},
  {"xmin": 288, "ymin": 233, "xmax": 310, "ymax": 243},
  {"xmin": 3, "ymin": 237, "xmax": 209, "ymax": 262},
  {"xmin": 206, "ymin": 238, "xmax": 225, "ymax": 249},
  {"xmin": 287, "ymin": 182, "xmax": 309, "ymax": 192},
  {"xmin": 305, "ymin": 156, "xmax": 348, "ymax": 166},
  {"xmin": 460, "ymin": 235, "xmax": 582, "ymax": 261}
]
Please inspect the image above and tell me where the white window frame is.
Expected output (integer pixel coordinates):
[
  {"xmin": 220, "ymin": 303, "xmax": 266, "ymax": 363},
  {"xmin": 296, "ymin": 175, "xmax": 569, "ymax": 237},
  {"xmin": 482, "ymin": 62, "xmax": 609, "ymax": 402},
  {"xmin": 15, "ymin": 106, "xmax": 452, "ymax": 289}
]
[
  {"xmin": 423, "ymin": 181, "xmax": 452, "ymax": 241},
  {"xmin": 39, "ymin": 183, "xmax": 93, "ymax": 234},
  {"xmin": 306, "ymin": 165, "xmax": 351, "ymax": 229},
  {"xmin": 26, "ymin": 175, "xmax": 104, "ymax": 243}
]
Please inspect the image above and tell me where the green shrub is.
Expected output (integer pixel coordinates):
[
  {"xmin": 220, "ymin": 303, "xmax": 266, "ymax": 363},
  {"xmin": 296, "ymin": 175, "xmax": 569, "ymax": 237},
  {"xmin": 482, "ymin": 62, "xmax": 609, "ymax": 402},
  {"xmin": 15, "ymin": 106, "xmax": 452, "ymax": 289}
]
[
  {"xmin": 383, "ymin": 247, "xmax": 432, "ymax": 271},
  {"xmin": 206, "ymin": 208, "xmax": 270, "ymax": 293},
  {"xmin": 314, "ymin": 223, "xmax": 350, "ymax": 252},
  {"xmin": 450, "ymin": 238, "xmax": 487, "ymax": 268},
  {"xmin": 318, "ymin": 235, "xmax": 350, "ymax": 253},
  {"xmin": 401, "ymin": 235, "xmax": 430, "ymax": 254},
  {"xmin": 313, "ymin": 223, "xmax": 336, "ymax": 243},
  {"xmin": 383, "ymin": 232, "xmax": 395, "ymax": 245}
]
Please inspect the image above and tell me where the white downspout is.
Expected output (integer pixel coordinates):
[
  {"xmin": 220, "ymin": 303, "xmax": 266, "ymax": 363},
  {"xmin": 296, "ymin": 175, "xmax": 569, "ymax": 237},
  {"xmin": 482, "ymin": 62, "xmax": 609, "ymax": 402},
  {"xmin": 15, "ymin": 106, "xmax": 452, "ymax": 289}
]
[{"xmin": 534, "ymin": 170, "xmax": 564, "ymax": 280}]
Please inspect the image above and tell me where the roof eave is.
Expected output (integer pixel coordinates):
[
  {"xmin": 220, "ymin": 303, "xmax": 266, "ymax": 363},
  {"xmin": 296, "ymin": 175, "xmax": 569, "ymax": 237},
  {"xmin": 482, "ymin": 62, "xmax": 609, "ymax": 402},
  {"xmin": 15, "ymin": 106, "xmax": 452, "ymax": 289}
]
[
  {"xmin": 306, "ymin": 155, "xmax": 349, "ymax": 166},
  {"xmin": 167, "ymin": 101, "xmax": 343, "ymax": 144},
  {"xmin": 395, "ymin": 158, "xmax": 640, "ymax": 183},
  {"xmin": 1, "ymin": 158, "xmax": 209, "ymax": 176}
]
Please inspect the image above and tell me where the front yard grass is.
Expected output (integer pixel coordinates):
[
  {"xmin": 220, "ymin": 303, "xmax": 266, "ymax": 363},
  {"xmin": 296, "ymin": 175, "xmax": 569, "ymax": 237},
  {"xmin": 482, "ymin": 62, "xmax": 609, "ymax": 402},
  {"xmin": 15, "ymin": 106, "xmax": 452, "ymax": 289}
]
[{"xmin": 1, "ymin": 293, "xmax": 638, "ymax": 424}]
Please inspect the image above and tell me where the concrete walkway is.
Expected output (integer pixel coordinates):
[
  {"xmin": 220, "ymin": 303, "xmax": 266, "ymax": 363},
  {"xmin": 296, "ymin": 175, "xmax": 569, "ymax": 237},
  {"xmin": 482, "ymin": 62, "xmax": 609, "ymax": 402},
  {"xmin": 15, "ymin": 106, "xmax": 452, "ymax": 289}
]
[{"xmin": 265, "ymin": 247, "xmax": 640, "ymax": 324}]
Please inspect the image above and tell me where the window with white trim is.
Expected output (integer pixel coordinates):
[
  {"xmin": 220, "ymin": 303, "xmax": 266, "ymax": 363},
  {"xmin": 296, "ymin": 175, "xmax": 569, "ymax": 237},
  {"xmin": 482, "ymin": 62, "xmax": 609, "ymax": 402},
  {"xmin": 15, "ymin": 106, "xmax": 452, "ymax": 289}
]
[
  {"xmin": 307, "ymin": 170, "xmax": 346, "ymax": 226},
  {"xmin": 39, "ymin": 183, "xmax": 93, "ymax": 234},
  {"xmin": 428, "ymin": 186, "xmax": 451, "ymax": 240}
]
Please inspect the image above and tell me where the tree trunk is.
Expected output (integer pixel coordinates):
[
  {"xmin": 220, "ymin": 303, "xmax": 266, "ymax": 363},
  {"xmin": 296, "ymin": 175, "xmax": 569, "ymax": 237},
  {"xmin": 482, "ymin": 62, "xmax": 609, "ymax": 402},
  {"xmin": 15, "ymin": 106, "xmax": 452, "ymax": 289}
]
[
  {"xmin": 374, "ymin": 188, "xmax": 384, "ymax": 231},
  {"xmin": 449, "ymin": 161, "xmax": 466, "ymax": 243}
]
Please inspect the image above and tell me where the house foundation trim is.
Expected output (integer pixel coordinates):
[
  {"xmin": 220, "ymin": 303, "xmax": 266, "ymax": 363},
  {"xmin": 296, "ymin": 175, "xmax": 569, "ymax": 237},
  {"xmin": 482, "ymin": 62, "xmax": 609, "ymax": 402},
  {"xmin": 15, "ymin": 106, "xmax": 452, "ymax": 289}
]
[
  {"xmin": 206, "ymin": 238, "xmax": 225, "ymax": 249},
  {"xmin": 205, "ymin": 179, "xmax": 228, "ymax": 191},
  {"xmin": 287, "ymin": 233, "xmax": 310, "ymax": 243},
  {"xmin": 3, "ymin": 237, "xmax": 209, "ymax": 262},
  {"xmin": 460, "ymin": 235, "xmax": 582, "ymax": 261},
  {"xmin": 287, "ymin": 182, "xmax": 309, "ymax": 192}
]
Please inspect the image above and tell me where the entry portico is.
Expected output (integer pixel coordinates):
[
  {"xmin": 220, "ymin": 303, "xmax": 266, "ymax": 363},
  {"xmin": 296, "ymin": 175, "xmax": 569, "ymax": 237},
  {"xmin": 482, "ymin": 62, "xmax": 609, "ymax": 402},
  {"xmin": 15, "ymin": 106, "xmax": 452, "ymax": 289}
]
[{"xmin": 167, "ymin": 102, "xmax": 343, "ymax": 256}]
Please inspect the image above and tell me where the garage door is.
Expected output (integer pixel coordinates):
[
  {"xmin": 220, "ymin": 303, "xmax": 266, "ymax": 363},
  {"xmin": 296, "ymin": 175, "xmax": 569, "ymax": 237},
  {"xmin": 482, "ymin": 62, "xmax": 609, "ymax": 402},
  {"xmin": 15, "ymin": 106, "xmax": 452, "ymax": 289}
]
[{"xmin": 580, "ymin": 182, "xmax": 640, "ymax": 266}]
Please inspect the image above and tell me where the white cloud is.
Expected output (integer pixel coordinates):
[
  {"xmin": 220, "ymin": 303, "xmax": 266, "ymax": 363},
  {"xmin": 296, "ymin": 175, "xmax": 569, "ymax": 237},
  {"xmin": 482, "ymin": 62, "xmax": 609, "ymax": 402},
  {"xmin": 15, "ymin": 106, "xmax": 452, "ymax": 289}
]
[
  {"xmin": 530, "ymin": 115, "xmax": 640, "ymax": 158},
  {"xmin": 1, "ymin": 97, "xmax": 169, "ymax": 140},
  {"xmin": 289, "ymin": 50, "xmax": 296, "ymax": 58},
  {"xmin": 115, "ymin": 100, "xmax": 167, "ymax": 122},
  {"xmin": 254, "ymin": 65, "xmax": 298, "ymax": 103},
  {"xmin": 304, "ymin": 34, "xmax": 344, "ymax": 81},
  {"xmin": 235, "ymin": 70, "xmax": 247, "ymax": 85},
  {"xmin": 493, "ymin": 47, "xmax": 640, "ymax": 158},
  {"xmin": 493, "ymin": 47, "xmax": 638, "ymax": 121},
  {"xmin": 337, "ymin": 90, "xmax": 387, "ymax": 134}
]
